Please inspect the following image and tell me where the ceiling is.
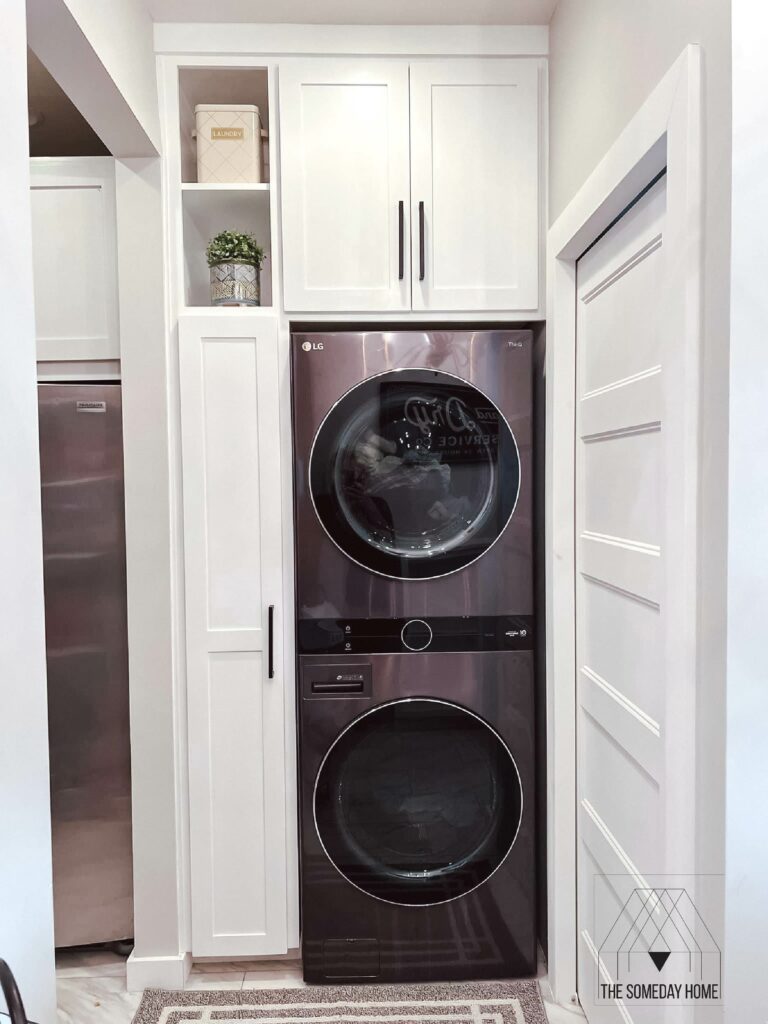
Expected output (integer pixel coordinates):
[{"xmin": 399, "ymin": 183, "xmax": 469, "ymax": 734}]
[
  {"xmin": 144, "ymin": 0, "xmax": 557, "ymax": 25},
  {"xmin": 27, "ymin": 50, "xmax": 109, "ymax": 157}
]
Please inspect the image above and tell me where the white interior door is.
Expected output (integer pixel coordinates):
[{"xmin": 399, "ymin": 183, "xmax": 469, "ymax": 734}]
[
  {"xmin": 179, "ymin": 314, "xmax": 287, "ymax": 957},
  {"xmin": 409, "ymin": 59, "xmax": 540, "ymax": 312},
  {"xmin": 279, "ymin": 59, "xmax": 410, "ymax": 312},
  {"xmin": 575, "ymin": 175, "xmax": 697, "ymax": 1021}
]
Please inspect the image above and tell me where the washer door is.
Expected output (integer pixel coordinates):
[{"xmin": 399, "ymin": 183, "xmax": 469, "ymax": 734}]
[
  {"xmin": 314, "ymin": 699, "xmax": 523, "ymax": 906},
  {"xmin": 309, "ymin": 369, "xmax": 520, "ymax": 579}
]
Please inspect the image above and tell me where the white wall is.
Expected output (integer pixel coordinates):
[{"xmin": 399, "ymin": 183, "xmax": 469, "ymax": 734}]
[
  {"xmin": 0, "ymin": 3, "xmax": 57, "ymax": 1021},
  {"xmin": 115, "ymin": 158, "xmax": 191, "ymax": 985},
  {"xmin": 724, "ymin": 4, "xmax": 768, "ymax": 1019},
  {"xmin": 27, "ymin": 0, "xmax": 160, "ymax": 157},
  {"xmin": 548, "ymin": 0, "xmax": 731, "ymax": 925}
]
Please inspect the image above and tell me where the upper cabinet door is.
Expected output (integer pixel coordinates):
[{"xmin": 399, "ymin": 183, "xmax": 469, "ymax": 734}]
[
  {"xmin": 279, "ymin": 60, "xmax": 410, "ymax": 312},
  {"xmin": 30, "ymin": 157, "xmax": 120, "ymax": 360},
  {"xmin": 410, "ymin": 60, "xmax": 541, "ymax": 312}
]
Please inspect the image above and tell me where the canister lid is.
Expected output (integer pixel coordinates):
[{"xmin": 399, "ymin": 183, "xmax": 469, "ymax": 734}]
[{"xmin": 195, "ymin": 103, "xmax": 260, "ymax": 114}]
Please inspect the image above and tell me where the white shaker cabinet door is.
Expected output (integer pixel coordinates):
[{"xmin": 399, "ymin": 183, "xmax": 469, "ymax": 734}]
[
  {"xmin": 410, "ymin": 60, "xmax": 541, "ymax": 312},
  {"xmin": 279, "ymin": 60, "xmax": 410, "ymax": 312},
  {"xmin": 179, "ymin": 315, "xmax": 287, "ymax": 958},
  {"xmin": 30, "ymin": 157, "xmax": 120, "ymax": 360}
]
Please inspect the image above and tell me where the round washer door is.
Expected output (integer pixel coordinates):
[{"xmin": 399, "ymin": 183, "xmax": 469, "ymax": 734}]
[
  {"xmin": 309, "ymin": 369, "xmax": 520, "ymax": 580},
  {"xmin": 314, "ymin": 699, "xmax": 523, "ymax": 906}
]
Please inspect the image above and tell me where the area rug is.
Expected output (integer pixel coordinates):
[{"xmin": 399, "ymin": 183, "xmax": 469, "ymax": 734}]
[{"xmin": 132, "ymin": 981, "xmax": 547, "ymax": 1024}]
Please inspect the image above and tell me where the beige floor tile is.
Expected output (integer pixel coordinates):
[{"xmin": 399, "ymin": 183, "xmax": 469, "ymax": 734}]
[
  {"xmin": 241, "ymin": 967, "xmax": 306, "ymax": 989},
  {"xmin": 57, "ymin": 975, "xmax": 141, "ymax": 1024},
  {"xmin": 239, "ymin": 959, "xmax": 302, "ymax": 973},
  {"xmin": 191, "ymin": 960, "xmax": 249, "ymax": 974},
  {"xmin": 184, "ymin": 970, "xmax": 245, "ymax": 990},
  {"xmin": 543, "ymin": 998, "xmax": 586, "ymax": 1022}
]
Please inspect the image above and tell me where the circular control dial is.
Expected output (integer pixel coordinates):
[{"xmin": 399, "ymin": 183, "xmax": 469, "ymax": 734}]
[{"xmin": 401, "ymin": 619, "xmax": 433, "ymax": 651}]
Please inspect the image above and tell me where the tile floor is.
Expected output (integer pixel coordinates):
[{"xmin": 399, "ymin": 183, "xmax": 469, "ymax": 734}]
[{"xmin": 55, "ymin": 948, "xmax": 585, "ymax": 1024}]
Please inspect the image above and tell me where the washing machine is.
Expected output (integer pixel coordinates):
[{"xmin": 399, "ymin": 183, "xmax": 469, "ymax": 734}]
[{"xmin": 291, "ymin": 329, "xmax": 537, "ymax": 982}]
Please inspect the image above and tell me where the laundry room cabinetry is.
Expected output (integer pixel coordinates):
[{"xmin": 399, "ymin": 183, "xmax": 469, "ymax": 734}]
[
  {"xmin": 178, "ymin": 313, "xmax": 288, "ymax": 957},
  {"xmin": 278, "ymin": 60, "xmax": 411, "ymax": 312},
  {"xmin": 30, "ymin": 157, "xmax": 120, "ymax": 361},
  {"xmin": 410, "ymin": 60, "xmax": 540, "ymax": 311},
  {"xmin": 279, "ymin": 57, "xmax": 543, "ymax": 314}
]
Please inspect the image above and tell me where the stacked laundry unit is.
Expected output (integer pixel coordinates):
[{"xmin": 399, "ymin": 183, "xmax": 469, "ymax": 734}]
[{"xmin": 291, "ymin": 329, "xmax": 537, "ymax": 984}]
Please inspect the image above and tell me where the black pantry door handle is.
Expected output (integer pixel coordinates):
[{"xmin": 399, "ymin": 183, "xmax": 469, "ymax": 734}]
[
  {"xmin": 398, "ymin": 200, "xmax": 405, "ymax": 280},
  {"xmin": 418, "ymin": 201, "xmax": 425, "ymax": 281},
  {"xmin": 268, "ymin": 605, "xmax": 275, "ymax": 679}
]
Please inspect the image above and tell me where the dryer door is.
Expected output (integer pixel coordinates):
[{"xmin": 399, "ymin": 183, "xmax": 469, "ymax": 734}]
[
  {"xmin": 314, "ymin": 699, "xmax": 523, "ymax": 906},
  {"xmin": 309, "ymin": 369, "xmax": 520, "ymax": 580}
]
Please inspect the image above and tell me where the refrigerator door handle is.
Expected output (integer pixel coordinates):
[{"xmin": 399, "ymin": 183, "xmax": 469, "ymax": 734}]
[
  {"xmin": 418, "ymin": 201, "xmax": 425, "ymax": 282},
  {"xmin": 268, "ymin": 604, "xmax": 275, "ymax": 679},
  {"xmin": 398, "ymin": 200, "xmax": 405, "ymax": 280}
]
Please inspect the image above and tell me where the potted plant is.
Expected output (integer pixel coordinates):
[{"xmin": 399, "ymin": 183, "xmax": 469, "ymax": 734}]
[{"xmin": 206, "ymin": 229, "xmax": 265, "ymax": 307}]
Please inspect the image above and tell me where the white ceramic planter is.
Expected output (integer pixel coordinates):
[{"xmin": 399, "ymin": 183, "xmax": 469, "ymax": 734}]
[{"xmin": 209, "ymin": 262, "xmax": 260, "ymax": 306}]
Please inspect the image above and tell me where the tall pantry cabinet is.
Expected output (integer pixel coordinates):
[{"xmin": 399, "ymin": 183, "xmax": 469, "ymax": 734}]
[{"xmin": 179, "ymin": 315, "xmax": 288, "ymax": 957}]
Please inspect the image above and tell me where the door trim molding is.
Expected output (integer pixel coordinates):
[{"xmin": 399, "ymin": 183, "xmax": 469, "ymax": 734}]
[{"xmin": 545, "ymin": 45, "xmax": 703, "ymax": 1007}]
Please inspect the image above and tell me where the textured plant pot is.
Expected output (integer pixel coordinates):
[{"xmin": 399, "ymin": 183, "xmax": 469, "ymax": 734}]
[{"xmin": 210, "ymin": 261, "xmax": 260, "ymax": 306}]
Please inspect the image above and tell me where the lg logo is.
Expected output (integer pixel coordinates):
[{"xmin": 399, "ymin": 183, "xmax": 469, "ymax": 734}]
[{"xmin": 301, "ymin": 341, "xmax": 324, "ymax": 352}]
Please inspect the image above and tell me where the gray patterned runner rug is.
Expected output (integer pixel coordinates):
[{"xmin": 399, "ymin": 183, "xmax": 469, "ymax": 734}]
[{"xmin": 132, "ymin": 981, "xmax": 547, "ymax": 1024}]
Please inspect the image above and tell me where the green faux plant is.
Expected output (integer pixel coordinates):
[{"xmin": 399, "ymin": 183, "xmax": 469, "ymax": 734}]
[{"xmin": 206, "ymin": 230, "xmax": 265, "ymax": 269}]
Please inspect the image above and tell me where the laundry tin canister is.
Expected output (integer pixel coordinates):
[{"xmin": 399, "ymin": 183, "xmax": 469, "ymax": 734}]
[{"xmin": 194, "ymin": 104, "xmax": 265, "ymax": 183}]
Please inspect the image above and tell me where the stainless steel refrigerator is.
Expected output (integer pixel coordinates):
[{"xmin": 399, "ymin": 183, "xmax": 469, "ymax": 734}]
[{"xmin": 38, "ymin": 383, "xmax": 133, "ymax": 947}]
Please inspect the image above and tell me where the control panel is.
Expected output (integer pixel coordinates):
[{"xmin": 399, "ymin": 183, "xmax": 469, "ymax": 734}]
[{"xmin": 298, "ymin": 615, "xmax": 534, "ymax": 655}]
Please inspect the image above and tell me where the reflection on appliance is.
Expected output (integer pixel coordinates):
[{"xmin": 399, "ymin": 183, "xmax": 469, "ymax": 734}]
[
  {"xmin": 38, "ymin": 383, "xmax": 133, "ymax": 948},
  {"xmin": 298, "ymin": 651, "xmax": 536, "ymax": 982},
  {"xmin": 309, "ymin": 368, "xmax": 520, "ymax": 581},
  {"xmin": 292, "ymin": 331, "xmax": 536, "ymax": 983},
  {"xmin": 314, "ymin": 700, "xmax": 522, "ymax": 906}
]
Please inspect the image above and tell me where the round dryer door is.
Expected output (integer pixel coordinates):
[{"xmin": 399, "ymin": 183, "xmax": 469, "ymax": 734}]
[
  {"xmin": 314, "ymin": 699, "xmax": 523, "ymax": 906},
  {"xmin": 309, "ymin": 369, "xmax": 521, "ymax": 579}
]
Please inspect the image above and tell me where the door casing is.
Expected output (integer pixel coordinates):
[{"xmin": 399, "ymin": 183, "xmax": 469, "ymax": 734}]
[{"xmin": 545, "ymin": 46, "xmax": 703, "ymax": 1008}]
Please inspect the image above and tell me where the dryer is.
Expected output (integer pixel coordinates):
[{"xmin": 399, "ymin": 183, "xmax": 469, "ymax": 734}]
[
  {"xmin": 291, "ymin": 330, "xmax": 537, "ymax": 983},
  {"xmin": 292, "ymin": 329, "xmax": 533, "ymax": 636}
]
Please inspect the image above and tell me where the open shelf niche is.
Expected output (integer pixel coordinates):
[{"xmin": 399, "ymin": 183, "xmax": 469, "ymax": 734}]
[{"xmin": 178, "ymin": 67, "xmax": 273, "ymax": 309}]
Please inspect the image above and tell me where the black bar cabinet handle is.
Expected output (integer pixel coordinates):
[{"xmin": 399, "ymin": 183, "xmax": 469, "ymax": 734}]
[
  {"xmin": 418, "ymin": 201, "xmax": 425, "ymax": 281},
  {"xmin": 268, "ymin": 605, "xmax": 275, "ymax": 679},
  {"xmin": 398, "ymin": 200, "xmax": 404, "ymax": 280}
]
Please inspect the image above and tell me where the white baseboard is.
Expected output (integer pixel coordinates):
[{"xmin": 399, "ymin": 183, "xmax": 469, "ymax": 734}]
[{"xmin": 126, "ymin": 950, "xmax": 192, "ymax": 992}]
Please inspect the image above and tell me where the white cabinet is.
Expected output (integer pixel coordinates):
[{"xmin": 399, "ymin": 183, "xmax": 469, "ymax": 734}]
[
  {"xmin": 30, "ymin": 157, "xmax": 120, "ymax": 361},
  {"xmin": 279, "ymin": 58, "xmax": 542, "ymax": 314},
  {"xmin": 410, "ymin": 60, "xmax": 540, "ymax": 311},
  {"xmin": 179, "ymin": 314, "xmax": 287, "ymax": 958},
  {"xmin": 279, "ymin": 60, "xmax": 410, "ymax": 312}
]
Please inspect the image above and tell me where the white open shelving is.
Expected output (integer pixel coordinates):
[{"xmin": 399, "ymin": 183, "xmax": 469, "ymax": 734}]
[{"xmin": 176, "ymin": 67, "xmax": 274, "ymax": 311}]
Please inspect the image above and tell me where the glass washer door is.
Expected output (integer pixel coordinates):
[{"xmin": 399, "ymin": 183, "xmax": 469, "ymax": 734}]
[
  {"xmin": 314, "ymin": 699, "xmax": 523, "ymax": 906},
  {"xmin": 309, "ymin": 369, "xmax": 521, "ymax": 579}
]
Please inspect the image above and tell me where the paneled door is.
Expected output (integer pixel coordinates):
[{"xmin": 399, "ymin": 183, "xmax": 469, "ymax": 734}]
[
  {"xmin": 575, "ymin": 176, "xmax": 696, "ymax": 1021},
  {"xmin": 279, "ymin": 60, "xmax": 410, "ymax": 312},
  {"xmin": 179, "ymin": 315, "xmax": 287, "ymax": 957},
  {"xmin": 410, "ymin": 60, "xmax": 540, "ymax": 312},
  {"xmin": 30, "ymin": 157, "xmax": 120, "ymax": 361}
]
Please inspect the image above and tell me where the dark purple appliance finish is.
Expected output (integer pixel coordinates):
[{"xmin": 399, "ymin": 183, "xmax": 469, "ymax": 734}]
[
  {"xmin": 291, "ymin": 330, "xmax": 537, "ymax": 983},
  {"xmin": 298, "ymin": 652, "xmax": 536, "ymax": 982},
  {"xmin": 291, "ymin": 330, "xmax": 533, "ymax": 624}
]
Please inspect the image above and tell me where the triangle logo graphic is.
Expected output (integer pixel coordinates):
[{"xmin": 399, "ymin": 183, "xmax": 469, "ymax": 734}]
[{"xmin": 648, "ymin": 950, "xmax": 671, "ymax": 972}]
